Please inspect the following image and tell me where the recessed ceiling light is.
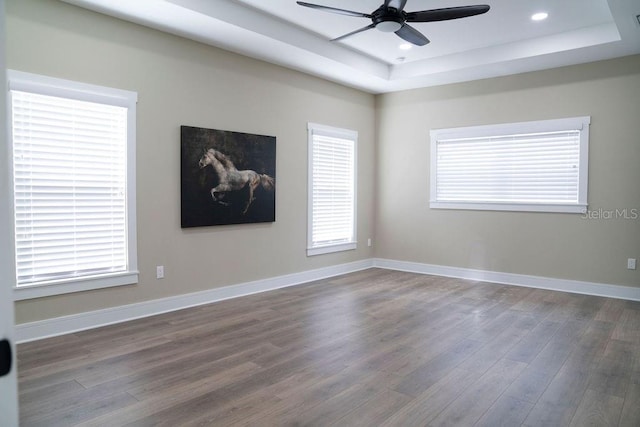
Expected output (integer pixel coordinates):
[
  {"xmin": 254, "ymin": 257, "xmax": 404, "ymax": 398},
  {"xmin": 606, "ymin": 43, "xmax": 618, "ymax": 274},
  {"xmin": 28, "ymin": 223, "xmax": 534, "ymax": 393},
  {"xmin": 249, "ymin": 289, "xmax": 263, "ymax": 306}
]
[
  {"xmin": 531, "ymin": 12, "xmax": 548, "ymax": 21},
  {"xmin": 399, "ymin": 43, "xmax": 412, "ymax": 51}
]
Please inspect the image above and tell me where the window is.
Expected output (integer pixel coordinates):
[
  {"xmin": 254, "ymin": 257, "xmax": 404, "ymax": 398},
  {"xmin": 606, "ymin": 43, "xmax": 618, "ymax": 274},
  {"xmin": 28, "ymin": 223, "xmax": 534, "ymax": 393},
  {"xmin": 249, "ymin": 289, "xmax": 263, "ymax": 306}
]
[
  {"xmin": 430, "ymin": 116, "xmax": 590, "ymax": 213},
  {"xmin": 8, "ymin": 70, "xmax": 138, "ymax": 300},
  {"xmin": 307, "ymin": 123, "xmax": 357, "ymax": 256}
]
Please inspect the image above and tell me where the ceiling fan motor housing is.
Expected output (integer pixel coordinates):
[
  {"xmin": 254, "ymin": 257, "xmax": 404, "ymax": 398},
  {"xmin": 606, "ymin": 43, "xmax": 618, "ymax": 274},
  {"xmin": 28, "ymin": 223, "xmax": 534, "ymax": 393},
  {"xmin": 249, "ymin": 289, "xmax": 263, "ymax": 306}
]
[{"xmin": 372, "ymin": 7, "xmax": 404, "ymax": 32}]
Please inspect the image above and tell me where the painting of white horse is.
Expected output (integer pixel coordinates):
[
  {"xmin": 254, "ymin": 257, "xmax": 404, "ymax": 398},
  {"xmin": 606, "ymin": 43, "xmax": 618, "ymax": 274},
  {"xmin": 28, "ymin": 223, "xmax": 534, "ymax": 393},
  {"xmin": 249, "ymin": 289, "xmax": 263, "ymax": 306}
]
[
  {"xmin": 181, "ymin": 126, "xmax": 276, "ymax": 227},
  {"xmin": 198, "ymin": 148, "xmax": 274, "ymax": 214}
]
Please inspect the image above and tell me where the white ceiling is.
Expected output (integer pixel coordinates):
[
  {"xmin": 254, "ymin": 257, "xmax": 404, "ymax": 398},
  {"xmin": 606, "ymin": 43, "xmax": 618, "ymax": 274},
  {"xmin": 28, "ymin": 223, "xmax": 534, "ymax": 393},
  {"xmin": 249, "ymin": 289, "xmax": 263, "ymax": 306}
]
[{"xmin": 62, "ymin": 0, "xmax": 640, "ymax": 93}]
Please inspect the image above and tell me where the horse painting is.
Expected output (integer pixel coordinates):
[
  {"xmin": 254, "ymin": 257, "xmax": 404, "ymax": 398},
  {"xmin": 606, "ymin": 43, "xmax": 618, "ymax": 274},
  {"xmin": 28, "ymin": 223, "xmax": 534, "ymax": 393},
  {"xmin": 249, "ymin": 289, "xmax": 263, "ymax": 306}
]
[
  {"xmin": 181, "ymin": 125, "xmax": 275, "ymax": 227},
  {"xmin": 198, "ymin": 148, "xmax": 275, "ymax": 215}
]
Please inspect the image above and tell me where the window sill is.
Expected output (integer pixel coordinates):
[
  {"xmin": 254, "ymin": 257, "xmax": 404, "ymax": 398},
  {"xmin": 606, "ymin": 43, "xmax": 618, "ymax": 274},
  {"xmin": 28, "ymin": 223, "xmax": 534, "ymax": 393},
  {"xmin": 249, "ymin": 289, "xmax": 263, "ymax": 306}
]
[
  {"xmin": 430, "ymin": 201, "xmax": 588, "ymax": 214},
  {"xmin": 13, "ymin": 271, "xmax": 139, "ymax": 301},
  {"xmin": 307, "ymin": 242, "xmax": 357, "ymax": 256}
]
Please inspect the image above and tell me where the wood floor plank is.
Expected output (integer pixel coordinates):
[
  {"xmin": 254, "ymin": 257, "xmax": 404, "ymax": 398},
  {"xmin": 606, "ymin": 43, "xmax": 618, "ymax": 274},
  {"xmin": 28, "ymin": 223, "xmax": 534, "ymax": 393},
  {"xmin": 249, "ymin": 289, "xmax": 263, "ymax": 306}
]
[
  {"xmin": 266, "ymin": 382, "xmax": 382, "ymax": 426},
  {"xmin": 504, "ymin": 318, "xmax": 563, "ymax": 364},
  {"xmin": 17, "ymin": 269, "xmax": 640, "ymax": 427},
  {"xmin": 456, "ymin": 324, "xmax": 529, "ymax": 375},
  {"xmin": 24, "ymin": 391, "xmax": 138, "ymax": 427},
  {"xmin": 427, "ymin": 358, "xmax": 527, "ymax": 426},
  {"xmin": 521, "ymin": 318, "xmax": 612, "ymax": 427},
  {"xmin": 329, "ymin": 388, "xmax": 412, "ymax": 427},
  {"xmin": 76, "ymin": 384, "xmax": 231, "ymax": 426},
  {"xmin": 521, "ymin": 371, "xmax": 591, "ymax": 427},
  {"xmin": 242, "ymin": 368, "xmax": 365, "ymax": 425},
  {"xmin": 595, "ymin": 298, "xmax": 626, "ymax": 323},
  {"xmin": 612, "ymin": 308, "xmax": 640, "ymax": 342},
  {"xmin": 18, "ymin": 379, "xmax": 86, "ymax": 417},
  {"xmin": 474, "ymin": 394, "xmax": 534, "ymax": 427},
  {"xmin": 380, "ymin": 367, "xmax": 483, "ymax": 426},
  {"xmin": 619, "ymin": 382, "xmax": 640, "ymax": 427},
  {"xmin": 393, "ymin": 338, "xmax": 485, "ymax": 397},
  {"xmin": 503, "ymin": 365, "xmax": 557, "ymax": 405},
  {"xmin": 525, "ymin": 318, "xmax": 589, "ymax": 375},
  {"xmin": 568, "ymin": 388, "xmax": 624, "ymax": 427},
  {"xmin": 586, "ymin": 339, "xmax": 635, "ymax": 398}
]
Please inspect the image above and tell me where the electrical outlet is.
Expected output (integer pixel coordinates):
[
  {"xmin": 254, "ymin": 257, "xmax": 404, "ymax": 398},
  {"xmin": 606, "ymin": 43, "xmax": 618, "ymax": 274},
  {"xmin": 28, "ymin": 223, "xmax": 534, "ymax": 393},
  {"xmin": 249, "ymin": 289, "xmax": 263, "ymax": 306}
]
[
  {"xmin": 628, "ymin": 259, "xmax": 637, "ymax": 270},
  {"xmin": 156, "ymin": 265, "xmax": 165, "ymax": 279},
  {"xmin": 367, "ymin": 238, "xmax": 372, "ymax": 247}
]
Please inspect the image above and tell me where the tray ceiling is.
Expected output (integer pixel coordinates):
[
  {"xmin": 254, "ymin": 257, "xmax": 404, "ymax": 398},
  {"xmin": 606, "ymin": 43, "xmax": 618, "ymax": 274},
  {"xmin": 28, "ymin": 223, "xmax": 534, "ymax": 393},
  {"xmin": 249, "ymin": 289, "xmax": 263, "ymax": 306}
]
[{"xmin": 63, "ymin": 0, "xmax": 640, "ymax": 93}]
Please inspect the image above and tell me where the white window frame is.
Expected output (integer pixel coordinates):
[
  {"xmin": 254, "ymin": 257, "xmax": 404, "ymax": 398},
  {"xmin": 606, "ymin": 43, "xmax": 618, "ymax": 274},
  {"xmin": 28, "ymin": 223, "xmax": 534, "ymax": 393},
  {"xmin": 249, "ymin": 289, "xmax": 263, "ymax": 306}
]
[
  {"xmin": 7, "ymin": 70, "xmax": 138, "ymax": 300},
  {"xmin": 307, "ymin": 122, "xmax": 357, "ymax": 256},
  {"xmin": 430, "ymin": 116, "xmax": 590, "ymax": 213}
]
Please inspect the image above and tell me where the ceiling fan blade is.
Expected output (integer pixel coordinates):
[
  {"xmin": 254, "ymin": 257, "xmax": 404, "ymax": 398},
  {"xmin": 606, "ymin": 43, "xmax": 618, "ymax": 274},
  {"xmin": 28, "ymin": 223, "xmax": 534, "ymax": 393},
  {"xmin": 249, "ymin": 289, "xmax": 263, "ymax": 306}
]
[
  {"xmin": 384, "ymin": 0, "xmax": 408, "ymax": 12},
  {"xmin": 406, "ymin": 5, "xmax": 490, "ymax": 22},
  {"xmin": 296, "ymin": 2, "xmax": 371, "ymax": 18},
  {"xmin": 331, "ymin": 23, "xmax": 377, "ymax": 42},
  {"xmin": 395, "ymin": 24, "xmax": 430, "ymax": 46}
]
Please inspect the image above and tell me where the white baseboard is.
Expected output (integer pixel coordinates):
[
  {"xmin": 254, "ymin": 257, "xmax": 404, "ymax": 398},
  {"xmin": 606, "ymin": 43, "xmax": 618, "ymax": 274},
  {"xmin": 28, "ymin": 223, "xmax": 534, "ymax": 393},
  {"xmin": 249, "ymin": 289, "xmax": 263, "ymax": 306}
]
[
  {"xmin": 373, "ymin": 258, "xmax": 640, "ymax": 302},
  {"xmin": 16, "ymin": 257, "xmax": 640, "ymax": 343},
  {"xmin": 15, "ymin": 259, "xmax": 373, "ymax": 343}
]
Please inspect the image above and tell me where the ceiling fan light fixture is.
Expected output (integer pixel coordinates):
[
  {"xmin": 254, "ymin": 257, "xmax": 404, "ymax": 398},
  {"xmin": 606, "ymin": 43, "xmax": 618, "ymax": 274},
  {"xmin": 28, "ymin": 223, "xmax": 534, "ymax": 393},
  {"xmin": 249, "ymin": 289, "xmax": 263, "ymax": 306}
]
[
  {"xmin": 531, "ymin": 12, "xmax": 548, "ymax": 21},
  {"xmin": 377, "ymin": 19, "xmax": 403, "ymax": 32}
]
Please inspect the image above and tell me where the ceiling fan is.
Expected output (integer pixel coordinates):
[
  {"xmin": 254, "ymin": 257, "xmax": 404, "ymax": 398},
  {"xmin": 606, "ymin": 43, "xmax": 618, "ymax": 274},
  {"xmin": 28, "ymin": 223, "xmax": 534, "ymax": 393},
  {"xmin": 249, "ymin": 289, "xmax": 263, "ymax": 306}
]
[{"xmin": 296, "ymin": 0, "xmax": 490, "ymax": 46}]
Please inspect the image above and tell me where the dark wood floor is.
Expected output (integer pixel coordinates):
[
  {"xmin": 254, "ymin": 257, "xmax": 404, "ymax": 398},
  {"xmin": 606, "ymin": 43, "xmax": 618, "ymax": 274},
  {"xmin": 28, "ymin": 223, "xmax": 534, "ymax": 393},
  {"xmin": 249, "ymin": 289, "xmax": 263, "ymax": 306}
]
[{"xmin": 17, "ymin": 269, "xmax": 640, "ymax": 426}]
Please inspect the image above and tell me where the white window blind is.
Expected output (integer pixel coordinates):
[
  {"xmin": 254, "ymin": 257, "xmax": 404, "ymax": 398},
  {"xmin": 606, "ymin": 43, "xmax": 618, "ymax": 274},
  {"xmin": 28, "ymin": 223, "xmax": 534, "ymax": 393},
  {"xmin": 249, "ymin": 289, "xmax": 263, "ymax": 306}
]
[
  {"xmin": 8, "ymin": 70, "xmax": 138, "ymax": 299},
  {"xmin": 307, "ymin": 123, "xmax": 357, "ymax": 256},
  {"xmin": 430, "ymin": 117, "xmax": 590, "ymax": 213}
]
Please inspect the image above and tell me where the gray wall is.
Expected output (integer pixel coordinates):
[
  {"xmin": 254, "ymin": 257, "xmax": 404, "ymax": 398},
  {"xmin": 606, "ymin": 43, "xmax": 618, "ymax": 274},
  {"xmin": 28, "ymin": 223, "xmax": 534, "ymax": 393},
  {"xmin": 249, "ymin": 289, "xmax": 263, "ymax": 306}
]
[
  {"xmin": 7, "ymin": 0, "xmax": 376, "ymax": 324},
  {"xmin": 376, "ymin": 56, "xmax": 640, "ymax": 287}
]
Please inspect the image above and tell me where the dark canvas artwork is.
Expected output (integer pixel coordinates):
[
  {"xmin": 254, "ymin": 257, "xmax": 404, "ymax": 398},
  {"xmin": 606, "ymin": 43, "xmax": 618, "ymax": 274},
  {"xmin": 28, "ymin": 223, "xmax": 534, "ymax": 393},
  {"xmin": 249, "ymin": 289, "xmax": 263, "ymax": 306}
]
[{"xmin": 181, "ymin": 126, "xmax": 276, "ymax": 227}]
